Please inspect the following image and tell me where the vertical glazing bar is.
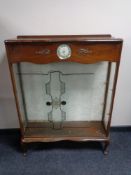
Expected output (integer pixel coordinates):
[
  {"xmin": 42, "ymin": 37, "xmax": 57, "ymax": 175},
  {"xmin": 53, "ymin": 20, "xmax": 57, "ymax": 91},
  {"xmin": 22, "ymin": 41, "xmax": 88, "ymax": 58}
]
[
  {"xmin": 8, "ymin": 62, "xmax": 25, "ymax": 136},
  {"xmin": 17, "ymin": 63, "xmax": 28, "ymax": 124},
  {"xmin": 107, "ymin": 61, "xmax": 120, "ymax": 135},
  {"xmin": 102, "ymin": 62, "xmax": 111, "ymax": 133}
]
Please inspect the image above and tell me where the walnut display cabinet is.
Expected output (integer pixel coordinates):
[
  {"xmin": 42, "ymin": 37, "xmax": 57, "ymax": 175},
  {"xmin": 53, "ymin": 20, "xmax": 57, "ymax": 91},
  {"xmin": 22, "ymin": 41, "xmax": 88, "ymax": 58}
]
[{"xmin": 5, "ymin": 35, "xmax": 123, "ymax": 155}]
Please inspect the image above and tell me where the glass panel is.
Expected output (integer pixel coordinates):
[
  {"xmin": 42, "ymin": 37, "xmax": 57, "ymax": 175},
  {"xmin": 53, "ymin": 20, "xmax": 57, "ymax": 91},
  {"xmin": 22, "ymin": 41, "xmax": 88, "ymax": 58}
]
[{"xmin": 13, "ymin": 62, "xmax": 111, "ymax": 129}]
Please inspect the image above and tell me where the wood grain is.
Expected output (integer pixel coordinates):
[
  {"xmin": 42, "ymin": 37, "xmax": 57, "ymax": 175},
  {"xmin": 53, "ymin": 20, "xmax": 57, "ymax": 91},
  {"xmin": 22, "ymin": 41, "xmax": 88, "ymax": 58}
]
[
  {"xmin": 23, "ymin": 121, "xmax": 108, "ymax": 142},
  {"xmin": 5, "ymin": 42, "xmax": 122, "ymax": 64}
]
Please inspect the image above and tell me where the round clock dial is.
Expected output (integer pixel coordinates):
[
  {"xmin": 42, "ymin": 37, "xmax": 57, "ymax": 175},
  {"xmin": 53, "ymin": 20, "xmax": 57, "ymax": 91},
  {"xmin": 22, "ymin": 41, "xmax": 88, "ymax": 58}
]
[{"xmin": 57, "ymin": 44, "xmax": 71, "ymax": 60}]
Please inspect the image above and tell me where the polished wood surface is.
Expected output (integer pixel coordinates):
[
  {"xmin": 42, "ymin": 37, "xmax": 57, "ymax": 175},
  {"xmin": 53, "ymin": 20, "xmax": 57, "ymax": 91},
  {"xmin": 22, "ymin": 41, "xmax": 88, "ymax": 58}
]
[
  {"xmin": 5, "ymin": 35, "xmax": 123, "ymax": 64},
  {"xmin": 24, "ymin": 121, "xmax": 107, "ymax": 142},
  {"xmin": 5, "ymin": 42, "xmax": 122, "ymax": 64},
  {"xmin": 7, "ymin": 34, "xmax": 122, "ymax": 42}
]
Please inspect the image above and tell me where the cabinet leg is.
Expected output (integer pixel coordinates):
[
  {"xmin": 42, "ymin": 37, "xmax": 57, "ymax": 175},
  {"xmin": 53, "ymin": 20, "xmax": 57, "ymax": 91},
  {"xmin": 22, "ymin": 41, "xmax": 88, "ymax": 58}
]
[
  {"xmin": 21, "ymin": 142, "xmax": 27, "ymax": 156},
  {"xmin": 103, "ymin": 141, "xmax": 110, "ymax": 155}
]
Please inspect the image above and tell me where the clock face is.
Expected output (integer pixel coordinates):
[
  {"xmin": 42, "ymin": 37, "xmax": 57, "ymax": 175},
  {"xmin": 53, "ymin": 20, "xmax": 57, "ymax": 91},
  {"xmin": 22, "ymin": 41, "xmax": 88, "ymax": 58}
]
[{"xmin": 57, "ymin": 44, "xmax": 71, "ymax": 60}]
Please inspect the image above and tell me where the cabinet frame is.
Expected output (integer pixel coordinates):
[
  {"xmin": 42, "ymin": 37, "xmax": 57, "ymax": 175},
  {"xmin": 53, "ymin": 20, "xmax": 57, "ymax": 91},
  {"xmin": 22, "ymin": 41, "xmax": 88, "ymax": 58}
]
[{"xmin": 5, "ymin": 35, "xmax": 123, "ymax": 154}]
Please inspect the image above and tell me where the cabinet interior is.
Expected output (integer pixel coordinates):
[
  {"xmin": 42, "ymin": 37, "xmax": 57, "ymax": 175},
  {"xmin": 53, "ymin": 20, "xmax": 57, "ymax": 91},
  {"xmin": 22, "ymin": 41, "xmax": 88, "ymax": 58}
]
[{"xmin": 13, "ymin": 61, "xmax": 116, "ymax": 135}]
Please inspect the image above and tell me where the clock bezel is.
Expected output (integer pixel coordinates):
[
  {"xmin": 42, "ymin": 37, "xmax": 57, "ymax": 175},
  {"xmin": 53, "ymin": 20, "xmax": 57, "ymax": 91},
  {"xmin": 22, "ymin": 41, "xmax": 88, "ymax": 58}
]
[{"xmin": 57, "ymin": 44, "xmax": 71, "ymax": 60}]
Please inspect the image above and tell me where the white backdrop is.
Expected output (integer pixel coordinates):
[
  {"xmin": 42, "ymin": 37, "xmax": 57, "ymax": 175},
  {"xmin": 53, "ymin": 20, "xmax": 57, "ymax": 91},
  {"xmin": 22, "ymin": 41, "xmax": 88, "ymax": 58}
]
[{"xmin": 0, "ymin": 0, "xmax": 131, "ymax": 128}]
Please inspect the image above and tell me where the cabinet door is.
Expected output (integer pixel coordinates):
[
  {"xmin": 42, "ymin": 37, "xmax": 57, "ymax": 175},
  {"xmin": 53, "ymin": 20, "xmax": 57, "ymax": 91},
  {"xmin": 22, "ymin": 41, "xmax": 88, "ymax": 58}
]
[{"xmin": 13, "ymin": 61, "xmax": 115, "ymax": 129}]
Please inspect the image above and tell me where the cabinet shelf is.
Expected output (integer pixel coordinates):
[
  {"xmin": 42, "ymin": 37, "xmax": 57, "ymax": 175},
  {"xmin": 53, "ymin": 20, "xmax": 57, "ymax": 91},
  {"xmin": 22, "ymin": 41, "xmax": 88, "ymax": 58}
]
[{"xmin": 24, "ymin": 121, "xmax": 107, "ymax": 142}]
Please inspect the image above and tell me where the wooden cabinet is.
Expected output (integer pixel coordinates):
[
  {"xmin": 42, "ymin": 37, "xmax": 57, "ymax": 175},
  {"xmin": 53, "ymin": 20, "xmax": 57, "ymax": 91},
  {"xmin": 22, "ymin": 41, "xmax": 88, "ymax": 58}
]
[{"xmin": 5, "ymin": 35, "xmax": 123, "ymax": 154}]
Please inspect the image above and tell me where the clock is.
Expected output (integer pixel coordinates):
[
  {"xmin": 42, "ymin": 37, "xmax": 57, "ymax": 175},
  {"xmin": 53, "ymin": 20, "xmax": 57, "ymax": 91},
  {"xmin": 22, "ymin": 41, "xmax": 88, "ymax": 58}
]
[{"xmin": 57, "ymin": 44, "xmax": 71, "ymax": 60}]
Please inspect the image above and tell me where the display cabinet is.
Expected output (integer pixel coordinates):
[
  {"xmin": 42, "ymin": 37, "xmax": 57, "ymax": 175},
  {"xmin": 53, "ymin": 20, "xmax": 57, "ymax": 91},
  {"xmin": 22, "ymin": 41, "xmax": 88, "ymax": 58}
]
[{"xmin": 5, "ymin": 35, "xmax": 123, "ymax": 154}]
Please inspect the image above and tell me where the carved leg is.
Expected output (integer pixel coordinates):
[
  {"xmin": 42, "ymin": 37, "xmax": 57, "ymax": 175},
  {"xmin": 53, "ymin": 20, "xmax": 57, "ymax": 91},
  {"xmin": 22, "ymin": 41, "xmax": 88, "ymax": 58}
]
[
  {"xmin": 103, "ymin": 141, "xmax": 110, "ymax": 155},
  {"xmin": 21, "ymin": 142, "xmax": 27, "ymax": 156}
]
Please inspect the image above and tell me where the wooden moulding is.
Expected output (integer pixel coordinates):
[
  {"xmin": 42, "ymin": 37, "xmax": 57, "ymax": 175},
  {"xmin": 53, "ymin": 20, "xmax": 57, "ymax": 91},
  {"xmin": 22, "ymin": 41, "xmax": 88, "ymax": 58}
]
[{"xmin": 5, "ymin": 35, "xmax": 123, "ymax": 64}]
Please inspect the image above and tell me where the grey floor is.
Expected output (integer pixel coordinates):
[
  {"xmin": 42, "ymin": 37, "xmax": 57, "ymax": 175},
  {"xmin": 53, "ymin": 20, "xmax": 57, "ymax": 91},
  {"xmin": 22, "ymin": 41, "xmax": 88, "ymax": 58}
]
[{"xmin": 0, "ymin": 130, "xmax": 131, "ymax": 175}]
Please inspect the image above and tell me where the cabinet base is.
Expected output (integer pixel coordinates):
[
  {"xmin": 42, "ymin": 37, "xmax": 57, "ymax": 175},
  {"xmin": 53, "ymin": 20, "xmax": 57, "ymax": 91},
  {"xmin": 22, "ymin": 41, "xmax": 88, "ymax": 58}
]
[
  {"xmin": 21, "ymin": 140, "xmax": 110, "ymax": 155},
  {"xmin": 20, "ymin": 121, "xmax": 109, "ymax": 155}
]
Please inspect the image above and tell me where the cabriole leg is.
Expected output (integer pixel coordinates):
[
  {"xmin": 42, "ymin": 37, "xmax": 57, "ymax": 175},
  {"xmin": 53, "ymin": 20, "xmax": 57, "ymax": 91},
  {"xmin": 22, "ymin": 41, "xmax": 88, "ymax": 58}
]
[
  {"xmin": 103, "ymin": 141, "xmax": 110, "ymax": 155},
  {"xmin": 21, "ymin": 141, "xmax": 27, "ymax": 156}
]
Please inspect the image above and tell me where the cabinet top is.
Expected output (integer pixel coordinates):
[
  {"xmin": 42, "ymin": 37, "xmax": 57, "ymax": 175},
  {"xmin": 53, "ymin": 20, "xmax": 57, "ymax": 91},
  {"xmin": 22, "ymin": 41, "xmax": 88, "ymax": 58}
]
[{"xmin": 5, "ymin": 34, "xmax": 123, "ymax": 43}]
